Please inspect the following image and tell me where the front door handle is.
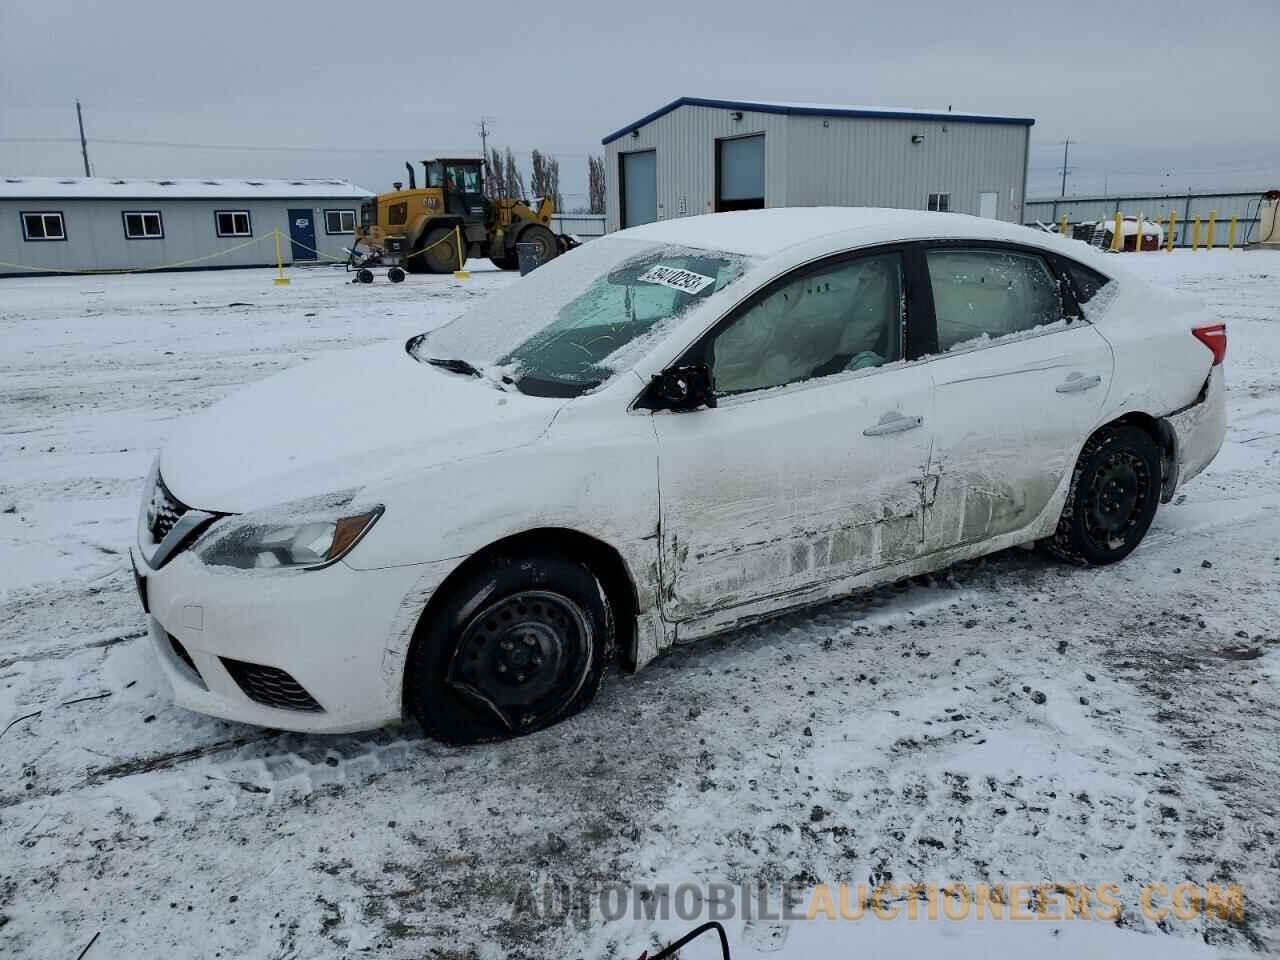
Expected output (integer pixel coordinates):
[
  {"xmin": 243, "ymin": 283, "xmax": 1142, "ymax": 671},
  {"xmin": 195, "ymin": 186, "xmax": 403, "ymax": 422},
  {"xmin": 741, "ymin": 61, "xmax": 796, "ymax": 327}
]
[
  {"xmin": 1056, "ymin": 372, "xmax": 1103, "ymax": 393},
  {"xmin": 863, "ymin": 411, "xmax": 924, "ymax": 437}
]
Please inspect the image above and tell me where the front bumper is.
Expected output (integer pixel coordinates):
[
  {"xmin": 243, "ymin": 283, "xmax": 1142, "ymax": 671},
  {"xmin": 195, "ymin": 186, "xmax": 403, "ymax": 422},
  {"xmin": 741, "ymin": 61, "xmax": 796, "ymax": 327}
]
[
  {"xmin": 134, "ymin": 548, "xmax": 439, "ymax": 734},
  {"xmin": 1164, "ymin": 364, "xmax": 1227, "ymax": 494}
]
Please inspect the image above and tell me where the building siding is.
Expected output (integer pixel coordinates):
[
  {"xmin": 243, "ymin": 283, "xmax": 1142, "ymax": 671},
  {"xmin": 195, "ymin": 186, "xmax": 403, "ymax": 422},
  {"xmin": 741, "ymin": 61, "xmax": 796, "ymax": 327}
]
[
  {"xmin": 605, "ymin": 105, "xmax": 789, "ymax": 233},
  {"xmin": 0, "ymin": 198, "xmax": 363, "ymax": 276},
  {"xmin": 784, "ymin": 115, "xmax": 1029, "ymax": 221}
]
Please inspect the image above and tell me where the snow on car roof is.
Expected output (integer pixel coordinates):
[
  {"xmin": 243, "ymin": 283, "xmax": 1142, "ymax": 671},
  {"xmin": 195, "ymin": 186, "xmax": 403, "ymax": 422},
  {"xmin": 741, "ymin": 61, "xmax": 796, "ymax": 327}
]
[
  {"xmin": 611, "ymin": 207, "xmax": 1056, "ymax": 259},
  {"xmin": 603, "ymin": 96, "xmax": 1035, "ymax": 143},
  {"xmin": 0, "ymin": 176, "xmax": 374, "ymax": 200}
]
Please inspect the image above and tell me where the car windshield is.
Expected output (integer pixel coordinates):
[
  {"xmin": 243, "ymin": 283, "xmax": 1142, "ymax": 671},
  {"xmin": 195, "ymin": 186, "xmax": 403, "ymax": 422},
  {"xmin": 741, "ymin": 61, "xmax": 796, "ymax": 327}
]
[{"xmin": 409, "ymin": 238, "xmax": 753, "ymax": 397}]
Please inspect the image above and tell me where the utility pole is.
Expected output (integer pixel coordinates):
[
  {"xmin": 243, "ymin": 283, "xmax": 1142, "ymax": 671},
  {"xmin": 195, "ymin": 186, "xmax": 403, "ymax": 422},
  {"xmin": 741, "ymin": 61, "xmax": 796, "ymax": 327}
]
[
  {"xmin": 1059, "ymin": 138, "xmax": 1071, "ymax": 198},
  {"xmin": 478, "ymin": 116, "xmax": 494, "ymax": 160},
  {"xmin": 75, "ymin": 99, "xmax": 92, "ymax": 177}
]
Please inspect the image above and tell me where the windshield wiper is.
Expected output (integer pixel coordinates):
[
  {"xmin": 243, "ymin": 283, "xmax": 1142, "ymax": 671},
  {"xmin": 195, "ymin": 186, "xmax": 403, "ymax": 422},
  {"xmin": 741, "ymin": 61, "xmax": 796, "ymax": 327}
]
[{"xmin": 426, "ymin": 357, "xmax": 483, "ymax": 378}]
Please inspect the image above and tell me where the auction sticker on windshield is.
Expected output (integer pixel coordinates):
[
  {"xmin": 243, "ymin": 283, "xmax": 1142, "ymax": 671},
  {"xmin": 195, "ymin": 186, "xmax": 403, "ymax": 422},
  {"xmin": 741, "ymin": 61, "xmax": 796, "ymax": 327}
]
[{"xmin": 637, "ymin": 265, "xmax": 716, "ymax": 295}]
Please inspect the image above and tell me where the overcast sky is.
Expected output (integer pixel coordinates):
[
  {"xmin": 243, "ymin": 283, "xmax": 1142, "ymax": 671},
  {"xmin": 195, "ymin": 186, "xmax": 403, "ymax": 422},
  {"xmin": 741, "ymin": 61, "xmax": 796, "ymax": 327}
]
[{"xmin": 2, "ymin": 0, "xmax": 1277, "ymax": 207}]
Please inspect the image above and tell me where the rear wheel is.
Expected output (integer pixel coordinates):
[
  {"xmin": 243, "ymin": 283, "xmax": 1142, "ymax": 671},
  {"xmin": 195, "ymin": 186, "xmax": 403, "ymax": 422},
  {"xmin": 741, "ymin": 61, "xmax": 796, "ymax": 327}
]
[
  {"xmin": 405, "ymin": 553, "xmax": 614, "ymax": 744},
  {"xmin": 1045, "ymin": 424, "xmax": 1162, "ymax": 565},
  {"xmin": 387, "ymin": 266, "xmax": 406, "ymax": 283}
]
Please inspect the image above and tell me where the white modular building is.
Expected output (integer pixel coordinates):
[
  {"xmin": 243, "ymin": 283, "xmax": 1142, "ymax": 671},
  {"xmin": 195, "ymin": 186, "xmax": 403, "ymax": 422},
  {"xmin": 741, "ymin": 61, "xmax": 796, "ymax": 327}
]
[{"xmin": 0, "ymin": 176, "xmax": 372, "ymax": 277}]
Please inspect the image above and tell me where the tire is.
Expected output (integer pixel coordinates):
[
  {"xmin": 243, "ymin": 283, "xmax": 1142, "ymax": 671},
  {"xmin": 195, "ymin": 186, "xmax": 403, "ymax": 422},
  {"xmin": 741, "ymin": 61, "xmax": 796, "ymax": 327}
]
[
  {"xmin": 1045, "ymin": 424, "xmax": 1162, "ymax": 565},
  {"xmin": 387, "ymin": 266, "xmax": 406, "ymax": 283},
  {"xmin": 409, "ymin": 226, "xmax": 465, "ymax": 274},
  {"xmin": 356, "ymin": 268, "xmax": 374, "ymax": 284},
  {"xmin": 516, "ymin": 224, "xmax": 560, "ymax": 266},
  {"xmin": 405, "ymin": 553, "xmax": 614, "ymax": 744}
]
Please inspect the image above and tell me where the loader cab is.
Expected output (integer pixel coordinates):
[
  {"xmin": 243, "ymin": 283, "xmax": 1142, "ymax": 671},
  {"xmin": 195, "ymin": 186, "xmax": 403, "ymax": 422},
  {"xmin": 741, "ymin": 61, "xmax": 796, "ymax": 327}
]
[{"xmin": 424, "ymin": 158, "xmax": 485, "ymax": 221}]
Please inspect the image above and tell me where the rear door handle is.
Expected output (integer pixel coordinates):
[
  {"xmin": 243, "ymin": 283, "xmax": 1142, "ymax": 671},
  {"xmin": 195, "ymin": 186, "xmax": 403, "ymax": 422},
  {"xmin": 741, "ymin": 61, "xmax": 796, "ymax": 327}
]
[
  {"xmin": 1056, "ymin": 372, "xmax": 1102, "ymax": 393},
  {"xmin": 863, "ymin": 411, "xmax": 924, "ymax": 437}
]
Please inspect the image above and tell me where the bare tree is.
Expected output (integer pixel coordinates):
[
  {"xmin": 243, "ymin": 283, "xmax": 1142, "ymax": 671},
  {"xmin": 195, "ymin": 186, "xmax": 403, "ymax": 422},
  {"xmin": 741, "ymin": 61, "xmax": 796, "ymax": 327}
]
[
  {"xmin": 587, "ymin": 155, "xmax": 606, "ymax": 215},
  {"xmin": 485, "ymin": 147, "xmax": 506, "ymax": 201},
  {"xmin": 530, "ymin": 150, "xmax": 564, "ymax": 210},
  {"xmin": 502, "ymin": 146, "xmax": 526, "ymax": 201}
]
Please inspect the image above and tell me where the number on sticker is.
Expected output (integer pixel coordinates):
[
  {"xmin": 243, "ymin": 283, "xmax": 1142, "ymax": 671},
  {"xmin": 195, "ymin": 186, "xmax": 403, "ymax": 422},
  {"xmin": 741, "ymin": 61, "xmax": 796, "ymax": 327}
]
[{"xmin": 637, "ymin": 265, "xmax": 715, "ymax": 295}]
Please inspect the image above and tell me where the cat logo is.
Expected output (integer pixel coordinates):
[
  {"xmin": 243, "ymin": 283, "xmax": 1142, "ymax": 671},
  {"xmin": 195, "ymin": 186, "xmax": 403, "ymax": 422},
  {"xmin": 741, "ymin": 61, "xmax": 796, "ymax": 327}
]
[{"xmin": 423, "ymin": 197, "xmax": 439, "ymax": 210}]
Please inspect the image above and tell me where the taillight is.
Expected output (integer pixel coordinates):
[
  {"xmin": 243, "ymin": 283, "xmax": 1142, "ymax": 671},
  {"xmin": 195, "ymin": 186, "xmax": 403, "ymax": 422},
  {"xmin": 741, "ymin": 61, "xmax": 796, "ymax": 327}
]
[{"xmin": 1192, "ymin": 323, "xmax": 1227, "ymax": 366}]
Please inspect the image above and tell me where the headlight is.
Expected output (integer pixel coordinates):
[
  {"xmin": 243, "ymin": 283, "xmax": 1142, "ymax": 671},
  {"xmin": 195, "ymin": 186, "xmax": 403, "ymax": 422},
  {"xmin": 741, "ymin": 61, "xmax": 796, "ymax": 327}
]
[{"xmin": 196, "ymin": 493, "xmax": 383, "ymax": 571}]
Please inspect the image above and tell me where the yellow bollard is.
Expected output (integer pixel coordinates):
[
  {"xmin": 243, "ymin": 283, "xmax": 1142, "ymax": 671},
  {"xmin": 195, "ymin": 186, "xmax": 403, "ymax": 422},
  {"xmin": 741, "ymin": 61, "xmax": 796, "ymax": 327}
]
[
  {"xmin": 1059, "ymin": 214, "xmax": 1069, "ymax": 237},
  {"xmin": 1166, "ymin": 211, "xmax": 1176, "ymax": 251},
  {"xmin": 1134, "ymin": 211, "xmax": 1143, "ymax": 254},
  {"xmin": 1112, "ymin": 211, "xmax": 1124, "ymax": 252},
  {"xmin": 1206, "ymin": 210, "xmax": 1217, "ymax": 250},
  {"xmin": 1192, "ymin": 216, "xmax": 1201, "ymax": 250},
  {"xmin": 273, "ymin": 228, "xmax": 290, "ymax": 286},
  {"xmin": 452, "ymin": 225, "xmax": 470, "ymax": 280},
  {"xmin": 1228, "ymin": 216, "xmax": 1238, "ymax": 250}
]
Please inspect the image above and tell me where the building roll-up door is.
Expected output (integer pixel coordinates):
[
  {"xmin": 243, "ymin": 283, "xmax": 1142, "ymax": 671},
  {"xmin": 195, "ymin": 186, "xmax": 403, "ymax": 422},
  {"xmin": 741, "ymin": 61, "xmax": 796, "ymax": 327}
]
[
  {"xmin": 716, "ymin": 134, "xmax": 765, "ymax": 213},
  {"xmin": 620, "ymin": 150, "xmax": 658, "ymax": 228}
]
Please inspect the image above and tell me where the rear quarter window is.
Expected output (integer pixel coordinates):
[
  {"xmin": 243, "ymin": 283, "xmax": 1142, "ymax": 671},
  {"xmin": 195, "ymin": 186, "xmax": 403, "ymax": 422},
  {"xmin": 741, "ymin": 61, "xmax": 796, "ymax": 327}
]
[{"xmin": 1060, "ymin": 258, "xmax": 1111, "ymax": 305}]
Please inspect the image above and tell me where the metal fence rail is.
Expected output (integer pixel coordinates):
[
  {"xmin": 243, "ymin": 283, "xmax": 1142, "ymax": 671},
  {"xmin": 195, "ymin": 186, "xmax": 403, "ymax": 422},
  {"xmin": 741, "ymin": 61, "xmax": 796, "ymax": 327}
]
[
  {"xmin": 1025, "ymin": 190, "xmax": 1270, "ymax": 248},
  {"xmin": 550, "ymin": 213, "xmax": 606, "ymax": 241}
]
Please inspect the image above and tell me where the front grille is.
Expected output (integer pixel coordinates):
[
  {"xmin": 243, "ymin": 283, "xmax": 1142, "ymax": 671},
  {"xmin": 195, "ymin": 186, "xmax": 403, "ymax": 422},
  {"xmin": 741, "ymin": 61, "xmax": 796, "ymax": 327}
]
[
  {"xmin": 147, "ymin": 472, "xmax": 189, "ymax": 543},
  {"xmin": 168, "ymin": 633, "xmax": 201, "ymax": 679},
  {"xmin": 221, "ymin": 658, "xmax": 323, "ymax": 712}
]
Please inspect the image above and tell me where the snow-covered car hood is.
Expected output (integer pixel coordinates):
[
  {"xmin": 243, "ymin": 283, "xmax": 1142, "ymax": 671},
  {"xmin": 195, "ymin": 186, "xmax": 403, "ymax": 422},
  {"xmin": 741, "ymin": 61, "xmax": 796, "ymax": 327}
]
[{"xmin": 159, "ymin": 339, "xmax": 565, "ymax": 513}]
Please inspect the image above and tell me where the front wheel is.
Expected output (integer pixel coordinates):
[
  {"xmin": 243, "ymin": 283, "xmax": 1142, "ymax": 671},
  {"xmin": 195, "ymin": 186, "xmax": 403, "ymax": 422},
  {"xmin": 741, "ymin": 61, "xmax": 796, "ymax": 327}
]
[
  {"xmin": 405, "ymin": 554, "xmax": 614, "ymax": 744},
  {"xmin": 1044, "ymin": 424, "xmax": 1162, "ymax": 565},
  {"xmin": 516, "ymin": 224, "xmax": 560, "ymax": 267},
  {"xmin": 408, "ymin": 226, "xmax": 465, "ymax": 274}
]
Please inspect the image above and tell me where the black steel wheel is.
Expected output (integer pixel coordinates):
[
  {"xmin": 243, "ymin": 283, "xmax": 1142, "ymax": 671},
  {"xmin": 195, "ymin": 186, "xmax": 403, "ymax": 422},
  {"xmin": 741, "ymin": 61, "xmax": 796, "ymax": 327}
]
[
  {"xmin": 517, "ymin": 224, "xmax": 560, "ymax": 266},
  {"xmin": 405, "ymin": 553, "xmax": 614, "ymax": 744},
  {"xmin": 1045, "ymin": 424, "xmax": 1162, "ymax": 565},
  {"xmin": 356, "ymin": 268, "xmax": 375, "ymax": 284},
  {"xmin": 388, "ymin": 266, "xmax": 406, "ymax": 283}
]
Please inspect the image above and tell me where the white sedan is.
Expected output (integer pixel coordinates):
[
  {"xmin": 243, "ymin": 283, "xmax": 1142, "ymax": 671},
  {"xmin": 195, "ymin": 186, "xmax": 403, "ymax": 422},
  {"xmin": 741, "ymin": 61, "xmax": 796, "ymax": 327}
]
[{"xmin": 132, "ymin": 208, "xmax": 1226, "ymax": 742}]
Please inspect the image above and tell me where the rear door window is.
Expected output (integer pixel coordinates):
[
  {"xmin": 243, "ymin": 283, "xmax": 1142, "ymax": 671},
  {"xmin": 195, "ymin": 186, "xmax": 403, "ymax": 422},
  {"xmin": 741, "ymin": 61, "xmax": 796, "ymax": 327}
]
[{"xmin": 925, "ymin": 248, "xmax": 1064, "ymax": 352}]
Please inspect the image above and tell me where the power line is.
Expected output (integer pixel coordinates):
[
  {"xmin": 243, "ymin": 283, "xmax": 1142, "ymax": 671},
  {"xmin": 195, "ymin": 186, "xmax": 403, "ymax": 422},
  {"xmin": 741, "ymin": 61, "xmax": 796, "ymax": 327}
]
[{"xmin": 0, "ymin": 135, "xmax": 598, "ymax": 158}]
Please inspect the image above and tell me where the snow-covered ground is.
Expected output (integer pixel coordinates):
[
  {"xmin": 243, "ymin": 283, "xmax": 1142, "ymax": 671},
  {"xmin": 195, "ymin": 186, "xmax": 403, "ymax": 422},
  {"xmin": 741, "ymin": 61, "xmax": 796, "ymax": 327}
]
[{"xmin": 1, "ymin": 251, "xmax": 1277, "ymax": 959}]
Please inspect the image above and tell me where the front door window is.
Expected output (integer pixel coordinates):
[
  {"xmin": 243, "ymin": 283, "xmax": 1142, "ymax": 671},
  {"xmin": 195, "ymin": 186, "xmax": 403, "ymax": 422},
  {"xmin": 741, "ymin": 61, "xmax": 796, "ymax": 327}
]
[{"xmin": 709, "ymin": 252, "xmax": 904, "ymax": 395}]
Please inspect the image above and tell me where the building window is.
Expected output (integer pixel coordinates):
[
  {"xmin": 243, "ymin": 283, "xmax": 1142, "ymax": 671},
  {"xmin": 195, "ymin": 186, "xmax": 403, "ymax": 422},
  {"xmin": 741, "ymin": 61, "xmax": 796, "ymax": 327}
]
[
  {"xmin": 927, "ymin": 193, "xmax": 951, "ymax": 213},
  {"xmin": 215, "ymin": 210, "xmax": 252, "ymax": 237},
  {"xmin": 122, "ymin": 211, "xmax": 164, "ymax": 239},
  {"xmin": 21, "ymin": 211, "xmax": 66, "ymax": 241},
  {"xmin": 324, "ymin": 209, "xmax": 356, "ymax": 235}
]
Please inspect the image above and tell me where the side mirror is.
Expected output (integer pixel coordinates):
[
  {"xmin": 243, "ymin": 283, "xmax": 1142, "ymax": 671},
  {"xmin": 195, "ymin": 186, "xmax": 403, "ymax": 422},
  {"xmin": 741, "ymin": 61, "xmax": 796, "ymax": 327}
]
[{"xmin": 647, "ymin": 363, "xmax": 717, "ymax": 411}]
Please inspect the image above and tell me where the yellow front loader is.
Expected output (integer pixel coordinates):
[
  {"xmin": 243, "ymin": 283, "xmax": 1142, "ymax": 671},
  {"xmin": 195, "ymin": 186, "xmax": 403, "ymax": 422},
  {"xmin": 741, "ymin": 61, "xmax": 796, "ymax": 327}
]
[{"xmin": 348, "ymin": 157, "xmax": 576, "ymax": 282}]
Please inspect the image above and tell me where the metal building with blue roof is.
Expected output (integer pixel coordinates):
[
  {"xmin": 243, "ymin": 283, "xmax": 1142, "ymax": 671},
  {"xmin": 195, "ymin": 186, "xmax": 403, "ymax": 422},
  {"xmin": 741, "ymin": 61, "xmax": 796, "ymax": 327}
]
[{"xmin": 601, "ymin": 96, "xmax": 1035, "ymax": 233}]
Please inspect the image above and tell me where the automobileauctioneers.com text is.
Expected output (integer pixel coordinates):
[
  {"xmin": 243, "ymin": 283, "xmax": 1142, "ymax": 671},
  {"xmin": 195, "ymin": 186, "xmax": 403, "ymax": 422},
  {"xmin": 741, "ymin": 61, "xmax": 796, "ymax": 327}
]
[{"xmin": 511, "ymin": 879, "xmax": 1245, "ymax": 928}]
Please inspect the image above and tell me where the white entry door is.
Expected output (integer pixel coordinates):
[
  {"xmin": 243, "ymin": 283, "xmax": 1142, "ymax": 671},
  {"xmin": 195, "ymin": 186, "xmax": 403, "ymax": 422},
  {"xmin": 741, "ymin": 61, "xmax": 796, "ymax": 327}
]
[{"xmin": 979, "ymin": 192, "xmax": 999, "ymax": 219}]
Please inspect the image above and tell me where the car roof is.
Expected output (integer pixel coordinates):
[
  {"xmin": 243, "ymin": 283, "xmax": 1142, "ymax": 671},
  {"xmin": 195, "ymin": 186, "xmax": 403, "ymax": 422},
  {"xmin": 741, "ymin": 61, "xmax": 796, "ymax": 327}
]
[{"xmin": 611, "ymin": 207, "xmax": 1064, "ymax": 259}]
